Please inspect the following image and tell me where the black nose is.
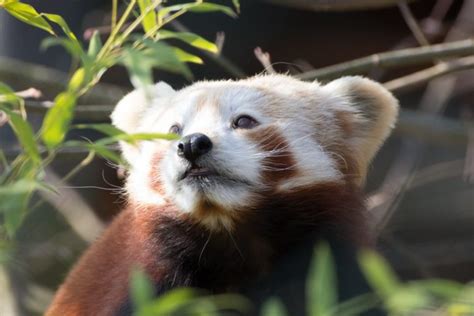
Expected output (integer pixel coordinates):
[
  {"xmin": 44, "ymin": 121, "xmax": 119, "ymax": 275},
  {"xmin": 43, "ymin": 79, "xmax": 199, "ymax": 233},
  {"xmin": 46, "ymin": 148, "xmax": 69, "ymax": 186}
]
[{"xmin": 177, "ymin": 133, "xmax": 213, "ymax": 162}]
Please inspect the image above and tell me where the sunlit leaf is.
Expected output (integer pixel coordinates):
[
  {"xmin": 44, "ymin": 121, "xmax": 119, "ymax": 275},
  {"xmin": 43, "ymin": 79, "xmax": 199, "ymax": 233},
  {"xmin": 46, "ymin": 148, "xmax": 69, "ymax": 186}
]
[
  {"xmin": 173, "ymin": 47, "xmax": 203, "ymax": 64},
  {"xmin": 85, "ymin": 143, "xmax": 123, "ymax": 164},
  {"xmin": 74, "ymin": 123, "xmax": 125, "ymax": 138},
  {"xmin": 41, "ymin": 37, "xmax": 85, "ymax": 61},
  {"xmin": 0, "ymin": 106, "xmax": 40, "ymax": 164},
  {"xmin": 130, "ymin": 268, "xmax": 154, "ymax": 310},
  {"xmin": 232, "ymin": 0, "xmax": 241, "ymax": 13},
  {"xmin": 0, "ymin": 82, "xmax": 21, "ymax": 107},
  {"xmin": 143, "ymin": 288, "xmax": 198, "ymax": 315},
  {"xmin": 358, "ymin": 250, "xmax": 401, "ymax": 299},
  {"xmin": 157, "ymin": 30, "xmax": 218, "ymax": 53},
  {"xmin": 68, "ymin": 68, "xmax": 86, "ymax": 92},
  {"xmin": 186, "ymin": 3, "xmax": 237, "ymax": 17},
  {"xmin": 307, "ymin": 242, "xmax": 337, "ymax": 316},
  {"xmin": 158, "ymin": 2, "xmax": 236, "ymax": 21},
  {"xmin": 41, "ymin": 92, "xmax": 77, "ymax": 149},
  {"xmin": 137, "ymin": 0, "xmax": 157, "ymax": 33},
  {"xmin": 261, "ymin": 297, "xmax": 288, "ymax": 316},
  {"xmin": 42, "ymin": 13, "xmax": 77, "ymax": 41},
  {"xmin": 3, "ymin": 1, "xmax": 55, "ymax": 35},
  {"xmin": 87, "ymin": 30, "xmax": 103, "ymax": 58}
]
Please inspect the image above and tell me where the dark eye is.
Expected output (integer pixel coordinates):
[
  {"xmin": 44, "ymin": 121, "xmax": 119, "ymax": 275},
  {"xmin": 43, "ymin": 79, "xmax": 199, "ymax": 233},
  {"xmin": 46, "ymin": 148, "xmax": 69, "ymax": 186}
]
[
  {"xmin": 169, "ymin": 124, "xmax": 182, "ymax": 135},
  {"xmin": 232, "ymin": 115, "xmax": 259, "ymax": 129}
]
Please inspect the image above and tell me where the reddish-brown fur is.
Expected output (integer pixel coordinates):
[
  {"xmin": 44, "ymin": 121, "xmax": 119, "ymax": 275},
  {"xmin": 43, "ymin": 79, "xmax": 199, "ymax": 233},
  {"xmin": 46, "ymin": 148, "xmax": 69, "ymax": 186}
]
[{"xmin": 47, "ymin": 123, "xmax": 371, "ymax": 316}]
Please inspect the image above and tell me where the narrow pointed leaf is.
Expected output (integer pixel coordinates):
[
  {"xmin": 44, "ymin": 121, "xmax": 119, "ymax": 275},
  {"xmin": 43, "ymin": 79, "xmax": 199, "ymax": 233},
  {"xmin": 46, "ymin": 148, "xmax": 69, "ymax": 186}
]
[
  {"xmin": 42, "ymin": 13, "xmax": 78, "ymax": 41},
  {"xmin": 157, "ymin": 30, "xmax": 218, "ymax": 53},
  {"xmin": 137, "ymin": 0, "xmax": 157, "ymax": 33},
  {"xmin": 87, "ymin": 30, "xmax": 103, "ymax": 58},
  {"xmin": 307, "ymin": 242, "xmax": 337, "ymax": 316},
  {"xmin": 41, "ymin": 92, "xmax": 77, "ymax": 149},
  {"xmin": 3, "ymin": 1, "xmax": 55, "ymax": 35},
  {"xmin": 0, "ymin": 106, "xmax": 40, "ymax": 164}
]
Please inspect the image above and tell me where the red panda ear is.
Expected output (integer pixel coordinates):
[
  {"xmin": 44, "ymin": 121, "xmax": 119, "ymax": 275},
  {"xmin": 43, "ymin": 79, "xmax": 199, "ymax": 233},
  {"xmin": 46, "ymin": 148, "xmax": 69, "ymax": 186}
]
[
  {"xmin": 323, "ymin": 76, "xmax": 399, "ymax": 184},
  {"xmin": 111, "ymin": 82, "xmax": 175, "ymax": 163}
]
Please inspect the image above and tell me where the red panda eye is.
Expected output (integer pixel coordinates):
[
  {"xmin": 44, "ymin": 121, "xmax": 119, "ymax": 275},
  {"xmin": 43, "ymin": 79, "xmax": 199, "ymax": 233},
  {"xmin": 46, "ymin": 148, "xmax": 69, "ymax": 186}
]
[
  {"xmin": 169, "ymin": 124, "xmax": 182, "ymax": 135},
  {"xmin": 232, "ymin": 115, "xmax": 259, "ymax": 129}
]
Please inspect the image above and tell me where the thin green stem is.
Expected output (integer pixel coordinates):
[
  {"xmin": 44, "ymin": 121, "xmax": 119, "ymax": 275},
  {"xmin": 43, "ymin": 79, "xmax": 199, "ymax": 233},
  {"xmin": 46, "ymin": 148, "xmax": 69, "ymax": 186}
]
[
  {"xmin": 98, "ymin": 0, "xmax": 137, "ymax": 60},
  {"xmin": 118, "ymin": 0, "xmax": 163, "ymax": 45},
  {"xmin": 111, "ymin": 0, "xmax": 118, "ymax": 29}
]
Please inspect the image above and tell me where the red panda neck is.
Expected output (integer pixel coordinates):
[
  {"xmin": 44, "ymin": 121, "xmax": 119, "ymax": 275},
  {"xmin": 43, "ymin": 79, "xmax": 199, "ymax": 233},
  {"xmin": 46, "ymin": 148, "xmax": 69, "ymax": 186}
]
[{"xmin": 131, "ymin": 182, "xmax": 369, "ymax": 293}]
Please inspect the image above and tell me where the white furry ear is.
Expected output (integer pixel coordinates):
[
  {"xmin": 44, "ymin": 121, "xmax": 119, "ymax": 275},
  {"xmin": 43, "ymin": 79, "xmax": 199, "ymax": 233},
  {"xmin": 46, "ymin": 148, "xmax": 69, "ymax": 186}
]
[
  {"xmin": 111, "ymin": 82, "xmax": 175, "ymax": 163},
  {"xmin": 324, "ymin": 76, "xmax": 399, "ymax": 184}
]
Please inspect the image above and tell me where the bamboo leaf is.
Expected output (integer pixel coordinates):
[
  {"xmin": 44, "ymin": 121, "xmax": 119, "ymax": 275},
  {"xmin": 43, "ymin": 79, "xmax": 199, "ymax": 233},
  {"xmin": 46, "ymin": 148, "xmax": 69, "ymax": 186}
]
[
  {"xmin": 75, "ymin": 123, "xmax": 125, "ymax": 137},
  {"xmin": 358, "ymin": 250, "xmax": 401, "ymax": 299},
  {"xmin": 87, "ymin": 30, "xmax": 103, "ymax": 58},
  {"xmin": 186, "ymin": 3, "xmax": 237, "ymax": 17},
  {"xmin": 42, "ymin": 13, "xmax": 78, "ymax": 41},
  {"xmin": 130, "ymin": 268, "xmax": 155, "ymax": 310},
  {"xmin": 0, "ymin": 106, "xmax": 40, "ymax": 164},
  {"xmin": 137, "ymin": 0, "xmax": 157, "ymax": 33},
  {"xmin": 3, "ymin": 1, "xmax": 55, "ymax": 35},
  {"xmin": 157, "ymin": 30, "xmax": 218, "ymax": 53},
  {"xmin": 41, "ymin": 92, "xmax": 77, "ymax": 149},
  {"xmin": 307, "ymin": 242, "xmax": 337, "ymax": 316},
  {"xmin": 261, "ymin": 297, "xmax": 288, "ymax": 316}
]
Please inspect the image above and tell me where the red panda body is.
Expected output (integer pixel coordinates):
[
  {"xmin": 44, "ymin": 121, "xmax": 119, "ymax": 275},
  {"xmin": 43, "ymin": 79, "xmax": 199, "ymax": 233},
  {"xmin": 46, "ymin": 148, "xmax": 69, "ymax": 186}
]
[
  {"xmin": 47, "ymin": 75, "xmax": 398, "ymax": 316},
  {"xmin": 49, "ymin": 184, "xmax": 368, "ymax": 315}
]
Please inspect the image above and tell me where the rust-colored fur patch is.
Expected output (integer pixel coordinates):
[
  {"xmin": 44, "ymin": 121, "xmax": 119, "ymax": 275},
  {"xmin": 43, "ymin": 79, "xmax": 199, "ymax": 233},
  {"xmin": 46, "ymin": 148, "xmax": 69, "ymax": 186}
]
[{"xmin": 248, "ymin": 126, "xmax": 297, "ymax": 185}]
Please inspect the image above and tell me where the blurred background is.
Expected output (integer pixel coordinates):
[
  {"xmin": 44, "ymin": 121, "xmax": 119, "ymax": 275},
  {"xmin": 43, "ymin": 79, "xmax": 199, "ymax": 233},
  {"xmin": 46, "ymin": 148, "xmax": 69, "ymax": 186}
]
[{"xmin": 0, "ymin": 0, "xmax": 473, "ymax": 314}]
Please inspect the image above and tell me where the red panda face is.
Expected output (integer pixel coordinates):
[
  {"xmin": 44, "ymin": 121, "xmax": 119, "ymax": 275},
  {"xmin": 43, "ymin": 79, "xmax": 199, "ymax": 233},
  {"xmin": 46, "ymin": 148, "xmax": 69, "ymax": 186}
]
[{"xmin": 111, "ymin": 75, "xmax": 398, "ymax": 231}]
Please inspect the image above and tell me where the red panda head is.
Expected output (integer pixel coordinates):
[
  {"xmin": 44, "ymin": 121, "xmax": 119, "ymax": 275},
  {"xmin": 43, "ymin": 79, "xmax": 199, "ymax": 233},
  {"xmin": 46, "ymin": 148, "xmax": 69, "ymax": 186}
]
[{"xmin": 111, "ymin": 75, "xmax": 398, "ymax": 232}]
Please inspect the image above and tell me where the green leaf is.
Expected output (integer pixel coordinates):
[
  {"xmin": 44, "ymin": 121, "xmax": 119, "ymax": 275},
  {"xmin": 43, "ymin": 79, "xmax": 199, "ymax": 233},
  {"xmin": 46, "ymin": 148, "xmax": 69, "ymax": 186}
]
[
  {"xmin": 3, "ymin": 1, "xmax": 55, "ymax": 35},
  {"xmin": 0, "ymin": 107, "xmax": 40, "ymax": 164},
  {"xmin": 74, "ymin": 123, "xmax": 125, "ymax": 138},
  {"xmin": 137, "ymin": 0, "xmax": 157, "ymax": 33},
  {"xmin": 142, "ymin": 288, "xmax": 198, "ymax": 315},
  {"xmin": 0, "ymin": 179, "xmax": 43, "ymax": 236},
  {"xmin": 410, "ymin": 279, "xmax": 463, "ymax": 300},
  {"xmin": 41, "ymin": 37, "xmax": 85, "ymax": 61},
  {"xmin": 130, "ymin": 268, "xmax": 155, "ymax": 310},
  {"xmin": 358, "ymin": 250, "xmax": 401, "ymax": 299},
  {"xmin": 331, "ymin": 294, "xmax": 379, "ymax": 316},
  {"xmin": 232, "ymin": 0, "xmax": 241, "ymax": 13},
  {"xmin": 41, "ymin": 92, "xmax": 77, "ymax": 149},
  {"xmin": 96, "ymin": 132, "xmax": 179, "ymax": 147},
  {"xmin": 157, "ymin": 30, "xmax": 218, "ymax": 53},
  {"xmin": 87, "ymin": 30, "xmax": 103, "ymax": 58},
  {"xmin": 68, "ymin": 68, "xmax": 86, "ymax": 92},
  {"xmin": 0, "ymin": 82, "xmax": 21, "ymax": 107},
  {"xmin": 186, "ymin": 3, "xmax": 237, "ymax": 18},
  {"xmin": 158, "ymin": 3, "xmax": 236, "ymax": 20},
  {"xmin": 42, "ymin": 13, "xmax": 77, "ymax": 41},
  {"xmin": 86, "ymin": 144, "xmax": 123, "ymax": 164},
  {"xmin": 173, "ymin": 47, "xmax": 203, "ymax": 64},
  {"xmin": 261, "ymin": 297, "xmax": 288, "ymax": 316},
  {"xmin": 121, "ymin": 41, "xmax": 196, "ymax": 87},
  {"xmin": 307, "ymin": 242, "xmax": 337, "ymax": 316}
]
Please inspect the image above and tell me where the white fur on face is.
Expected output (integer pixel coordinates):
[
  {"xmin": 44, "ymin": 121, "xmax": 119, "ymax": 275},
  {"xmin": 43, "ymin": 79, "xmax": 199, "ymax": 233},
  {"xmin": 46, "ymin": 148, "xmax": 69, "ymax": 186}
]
[{"xmin": 113, "ymin": 75, "xmax": 398, "ymax": 230}]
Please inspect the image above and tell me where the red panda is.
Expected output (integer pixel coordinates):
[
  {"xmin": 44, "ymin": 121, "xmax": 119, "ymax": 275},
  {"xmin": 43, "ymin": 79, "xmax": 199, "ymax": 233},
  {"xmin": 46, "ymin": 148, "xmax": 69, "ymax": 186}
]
[{"xmin": 46, "ymin": 75, "xmax": 399, "ymax": 316}]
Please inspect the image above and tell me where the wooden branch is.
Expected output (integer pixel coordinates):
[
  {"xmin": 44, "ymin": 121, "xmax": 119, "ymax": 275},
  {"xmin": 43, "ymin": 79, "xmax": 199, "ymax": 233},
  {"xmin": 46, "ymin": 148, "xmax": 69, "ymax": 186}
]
[
  {"xmin": 384, "ymin": 55, "xmax": 474, "ymax": 92},
  {"xmin": 397, "ymin": 0, "xmax": 430, "ymax": 47},
  {"xmin": 296, "ymin": 38, "xmax": 474, "ymax": 81}
]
